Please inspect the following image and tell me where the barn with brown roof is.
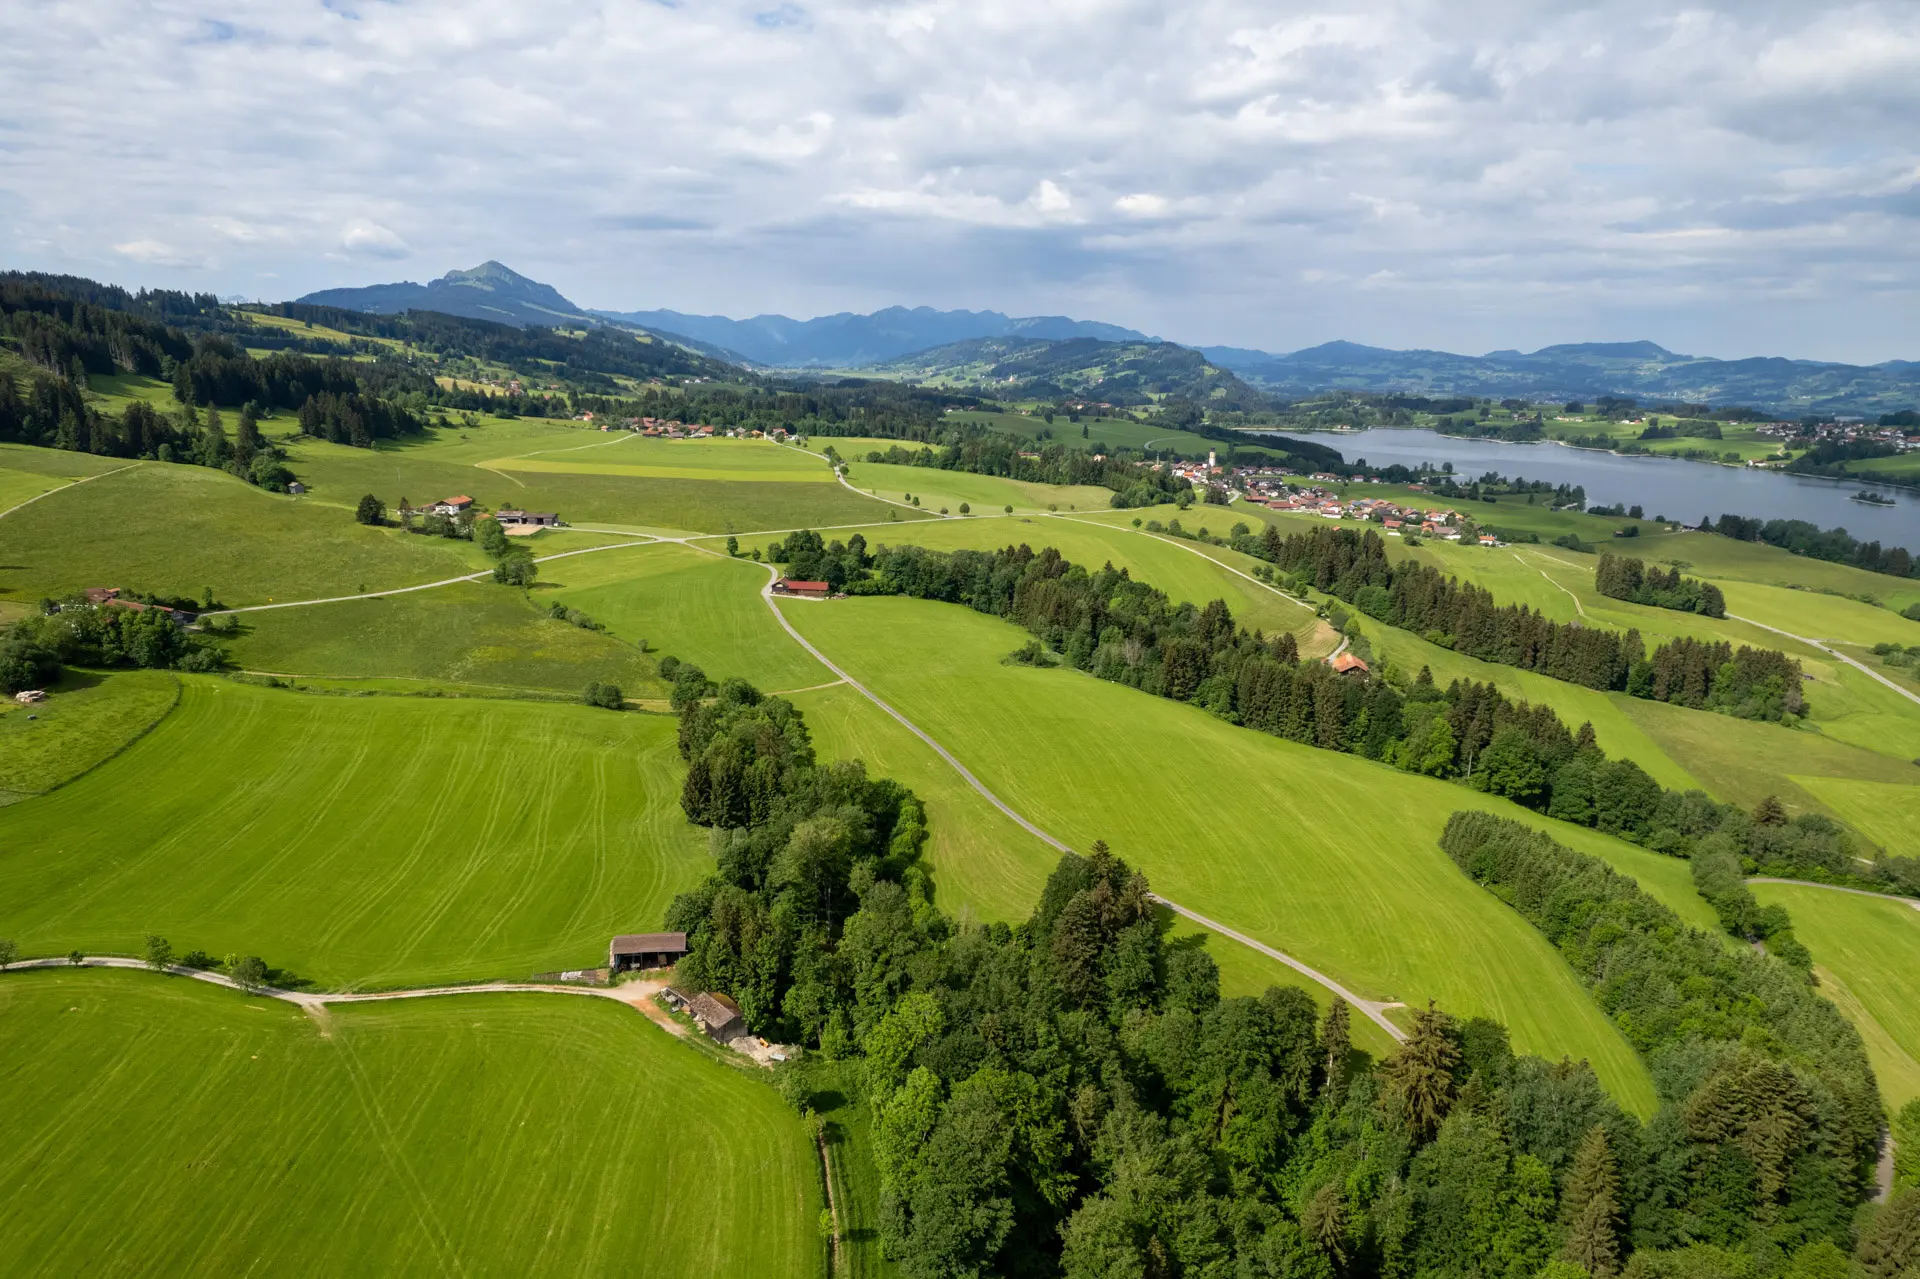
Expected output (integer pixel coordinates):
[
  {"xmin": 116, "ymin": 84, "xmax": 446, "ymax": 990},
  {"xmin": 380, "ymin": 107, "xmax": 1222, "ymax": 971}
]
[{"xmin": 607, "ymin": 932, "xmax": 688, "ymax": 972}]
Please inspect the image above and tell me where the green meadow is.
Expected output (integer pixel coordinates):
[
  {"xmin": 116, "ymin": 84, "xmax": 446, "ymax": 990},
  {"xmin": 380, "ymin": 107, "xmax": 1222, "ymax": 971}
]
[
  {"xmin": 0, "ymin": 460, "xmax": 490, "ymax": 608},
  {"xmin": 0, "ymin": 680, "xmax": 706, "ymax": 988},
  {"xmin": 1747, "ymin": 884, "xmax": 1920, "ymax": 1109},
  {"xmin": 0, "ymin": 969, "xmax": 822, "ymax": 1277},
  {"xmin": 225, "ymin": 578, "xmax": 665, "ymax": 697},
  {"xmin": 839, "ymin": 459, "xmax": 1117, "ymax": 515},
  {"xmin": 776, "ymin": 592, "xmax": 1723, "ymax": 1113},
  {"xmin": 0, "ymin": 667, "xmax": 179, "ymax": 803},
  {"xmin": 543, "ymin": 541, "xmax": 830, "ymax": 690}
]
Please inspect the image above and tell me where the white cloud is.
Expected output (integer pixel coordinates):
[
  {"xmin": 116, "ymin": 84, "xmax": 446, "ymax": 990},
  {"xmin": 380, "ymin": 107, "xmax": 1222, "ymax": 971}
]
[
  {"xmin": 1, "ymin": 0, "xmax": 1916, "ymax": 359},
  {"xmin": 341, "ymin": 219, "xmax": 411, "ymax": 258}
]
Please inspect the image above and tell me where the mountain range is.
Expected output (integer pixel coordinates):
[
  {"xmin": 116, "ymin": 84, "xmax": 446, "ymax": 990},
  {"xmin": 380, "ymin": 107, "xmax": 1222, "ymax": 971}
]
[{"xmin": 297, "ymin": 262, "xmax": 1919, "ymax": 414}]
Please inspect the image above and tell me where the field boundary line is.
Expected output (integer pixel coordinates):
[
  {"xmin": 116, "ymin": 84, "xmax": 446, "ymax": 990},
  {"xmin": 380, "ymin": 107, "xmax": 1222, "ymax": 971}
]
[
  {"xmin": 718, "ymin": 543, "xmax": 1409, "ymax": 1039},
  {"xmin": 3, "ymin": 672, "xmax": 185, "ymax": 806},
  {"xmin": 1729, "ymin": 613, "xmax": 1920, "ymax": 709},
  {"xmin": 0, "ymin": 460, "xmax": 142, "ymax": 521},
  {"xmin": 1748, "ymin": 877, "xmax": 1920, "ymax": 912}
]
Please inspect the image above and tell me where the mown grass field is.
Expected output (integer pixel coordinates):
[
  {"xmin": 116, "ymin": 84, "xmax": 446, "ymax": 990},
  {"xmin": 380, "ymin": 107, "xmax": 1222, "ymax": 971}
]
[
  {"xmin": 1747, "ymin": 884, "xmax": 1920, "ymax": 1109},
  {"xmin": 0, "ymin": 667, "xmax": 179, "ymax": 803},
  {"xmin": 543, "ymin": 542, "xmax": 829, "ymax": 690},
  {"xmin": 284, "ymin": 426, "xmax": 916, "ymax": 534},
  {"xmin": 0, "ymin": 461, "xmax": 493, "ymax": 608},
  {"xmin": 225, "ymin": 578, "xmax": 666, "ymax": 697},
  {"xmin": 838, "ymin": 459, "xmax": 1117, "ymax": 516},
  {"xmin": 0, "ymin": 968, "xmax": 822, "ymax": 1277},
  {"xmin": 1787, "ymin": 776, "xmax": 1920, "ymax": 857},
  {"xmin": 778, "ymin": 593, "xmax": 1701, "ymax": 1112},
  {"xmin": 0, "ymin": 680, "xmax": 706, "ymax": 988}
]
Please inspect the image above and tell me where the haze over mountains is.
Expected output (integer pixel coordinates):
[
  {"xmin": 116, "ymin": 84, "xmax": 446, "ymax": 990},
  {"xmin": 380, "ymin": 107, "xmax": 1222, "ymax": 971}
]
[{"xmin": 297, "ymin": 262, "xmax": 1920, "ymax": 415}]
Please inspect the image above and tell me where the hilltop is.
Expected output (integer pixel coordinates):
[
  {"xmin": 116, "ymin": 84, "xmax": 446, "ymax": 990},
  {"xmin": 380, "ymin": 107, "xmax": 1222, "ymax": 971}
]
[
  {"xmin": 864, "ymin": 334, "xmax": 1265, "ymax": 410},
  {"xmin": 298, "ymin": 261, "xmax": 604, "ymax": 329}
]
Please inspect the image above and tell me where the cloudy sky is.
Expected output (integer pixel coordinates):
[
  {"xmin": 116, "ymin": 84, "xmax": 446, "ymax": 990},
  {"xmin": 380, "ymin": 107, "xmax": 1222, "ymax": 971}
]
[{"xmin": 4, "ymin": 0, "xmax": 1917, "ymax": 361}]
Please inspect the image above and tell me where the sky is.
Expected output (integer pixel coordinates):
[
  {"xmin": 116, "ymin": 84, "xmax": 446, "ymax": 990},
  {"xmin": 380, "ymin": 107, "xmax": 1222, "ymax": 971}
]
[{"xmin": 4, "ymin": 0, "xmax": 1918, "ymax": 362}]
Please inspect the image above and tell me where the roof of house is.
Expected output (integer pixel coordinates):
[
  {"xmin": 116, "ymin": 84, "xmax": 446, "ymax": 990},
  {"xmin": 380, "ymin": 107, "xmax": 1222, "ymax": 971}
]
[
  {"xmin": 440, "ymin": 495, "xmax": 473, "ymax": 505},
  {"xmin": 779, "ymin": 579, "xmax": 830, "ymax": 591},
  {"xmin": 1331, "ymin": 652, "xmax": 1370, "ymax": 674},
  {"xmin": 609, "ymin": 932, "xmax": 688, "ymax": 953},
  {"xmin": 689, "ymin": 992, "xmax": 743, "ymax": 1027}
]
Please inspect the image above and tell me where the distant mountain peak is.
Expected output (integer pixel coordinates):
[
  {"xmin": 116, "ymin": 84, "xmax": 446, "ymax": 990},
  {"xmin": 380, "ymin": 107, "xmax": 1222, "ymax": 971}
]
[{"xmin": 298, "ymin": 260, "xmax": 590, "ymax": 328}]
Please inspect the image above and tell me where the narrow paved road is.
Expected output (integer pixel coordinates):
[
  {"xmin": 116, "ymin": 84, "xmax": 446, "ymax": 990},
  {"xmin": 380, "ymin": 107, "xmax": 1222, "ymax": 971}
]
[
  {"xmin": 1748, "ymin": 877, "xmax": 1920, "ymax": 911},
  {"xmin": 1729, "ymin": 613, "xmax": 1920, "ymax": 709},
  {"xmin": 728, "ymin": 549, "xmax": 1409, "ymax": 1043}
]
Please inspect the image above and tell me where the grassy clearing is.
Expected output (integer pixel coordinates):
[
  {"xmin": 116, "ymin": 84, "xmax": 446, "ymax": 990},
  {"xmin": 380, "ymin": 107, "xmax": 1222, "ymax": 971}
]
[
  {"xmin": 837, "ymin": 460, "xmax": 1116, "ymax": 515},
  {"xmin": 545, "ymin": 542, "xmax": 828, "ymax": 689},
  {"xmin": 1788, "ymin": 776, "xmax": 1920, "ymax": 857},
  {"xmin": 1746, "ymin": 885, "xmax": 1920, "ymax": 1109},
  {"xmin": 82, "ymin": 370, "xmax": 181, "ymax": 416},
  {"xmin": 225, "ymin": 580, "xmax": 666, "ymax": 697},
  {"xmin": 0, "ymin": 462, "xmax": 492, "ymax": 609},
  {"xmin": 0, "ymin": 668, "xmax": 179, "ymax": 803},
  {"xmin": 0, "ymin": 679, "xmax": 706, "ymax": 988},
  {"xmin": 780, "ymin": 593, "xmax": 1675, "ymax": 1112},
  {"xmin": 0, "ymin": 968, "xmax": 821, "ymax": 1276}
]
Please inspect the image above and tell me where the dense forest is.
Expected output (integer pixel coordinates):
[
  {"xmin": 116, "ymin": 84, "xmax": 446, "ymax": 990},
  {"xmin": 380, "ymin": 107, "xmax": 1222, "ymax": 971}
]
[
  {"xmin": 760, "ymin": 531, "xmax": 1917, "ymax": 903},
  {"xmin": 1253, "ymin": 526, "xmax": 1801, "ymax": 722},
  {"xmin": 1594, "ymin": 554, "xmax": 1728, "ymax": 618},
  {"xmin": 656, "ymin": 671, "xmax": 1916, "ymax": 1276}
]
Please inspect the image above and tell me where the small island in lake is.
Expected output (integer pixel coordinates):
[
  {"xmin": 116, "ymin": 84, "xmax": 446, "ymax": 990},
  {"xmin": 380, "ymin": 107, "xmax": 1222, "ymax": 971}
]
[{"xmin": 1852, "ymin": 490, "xmax": 1896, "ymax": 506}]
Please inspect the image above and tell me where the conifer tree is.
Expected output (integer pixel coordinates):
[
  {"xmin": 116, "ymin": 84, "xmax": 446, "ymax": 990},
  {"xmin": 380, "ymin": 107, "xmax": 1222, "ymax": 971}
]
[
  {"xmin": 1320, "ymin": 999, "xmax": 1351, "ymax": 1103},
  {"xmin": 1385, "ymin": 1001, "xmax": 1459, "ymax": 1142},
  {"xmin": 1560, "ymin": 1125, "xmax": 1624, "ymax": 1277},
  {"xmin": 1752, "ymin": 794, "xmax": 1788, "ymax": 826}
]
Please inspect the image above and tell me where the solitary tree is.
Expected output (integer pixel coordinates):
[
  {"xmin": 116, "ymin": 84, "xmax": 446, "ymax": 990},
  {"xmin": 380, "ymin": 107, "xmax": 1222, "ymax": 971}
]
[
  {"xmin": 493, "ymin": 555, "xmax": 537, "ymax": 587},
  {"xmin": 144, "ymin": 934, "xmax": 174, "ymax": 971},
  {"xmin": 1561, "ymin": 1124, "xmax": 1624, "ymax": 1277},
  {"xmin": 958, "ymin": 502, "xmax": 970, "ymax": 515},
  {"xmin": 582, "ymin": 681, "xmax": 625, "ymax": 710},
  {"xmin": 229, "ymin": 955, "xmax": 268, "ymax": 991},
  {"xmin": 355, "ymin": 494, "xmax": 385, "ymax": 525},
  {"xmin": 0, "ymin": 937, "xmax": 16, "ymax": 969},
  {"xmin": 1003, "ymin": 505, "xmax": 1012, "ymax": 516},
  {"xmin": 726, "ymin": 536, "xmax": 739, "ymax": 557}
]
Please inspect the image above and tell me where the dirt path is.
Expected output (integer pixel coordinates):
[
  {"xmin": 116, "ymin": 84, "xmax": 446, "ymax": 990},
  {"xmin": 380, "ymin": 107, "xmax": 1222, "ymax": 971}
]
[
  {"xmin": 1747, "ymin": 877, "xmax": 1920, "ymax": 912},
  {"xmin": 8, "ymin": 957, "xmax": 689, "ymax": 1036},
  {"xmin": 718, "ymin": 546, "xmax": 1409, "ymax": 1043},
  {"xmin": 1517, "ymin": 550, "xmax": 1592, "ymax": 620},
  {"xmin": 0, "ymin": 461, "xmax": 144, "ymax": 522},
  {"xmin": 1729, "ymin": 614, "xmax": 1920, "ymax": 710}
]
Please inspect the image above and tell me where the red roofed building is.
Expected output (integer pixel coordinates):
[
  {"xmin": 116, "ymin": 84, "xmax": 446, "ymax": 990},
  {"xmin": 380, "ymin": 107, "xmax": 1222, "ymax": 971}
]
[
  {"xmin": 1330, "ymin": 652, "xmax": 1370, "ymax": 676},
  {"xmin": 773, "ymin": 579, "xmax": 832, "ymax": 598}
]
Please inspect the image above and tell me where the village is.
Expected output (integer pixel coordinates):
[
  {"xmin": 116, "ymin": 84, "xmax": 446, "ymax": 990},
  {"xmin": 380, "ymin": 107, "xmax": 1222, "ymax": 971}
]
[{"xmin": 1166, "ymin": 451, "xmax": 1495, "ymax": 543}]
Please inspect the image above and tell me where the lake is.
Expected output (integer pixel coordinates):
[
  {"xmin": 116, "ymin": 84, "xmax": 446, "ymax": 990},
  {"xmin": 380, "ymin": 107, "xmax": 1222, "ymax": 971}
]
[{"xmin": 1252, "ymin": 428, "xmax": 1920, "ymax": 554}]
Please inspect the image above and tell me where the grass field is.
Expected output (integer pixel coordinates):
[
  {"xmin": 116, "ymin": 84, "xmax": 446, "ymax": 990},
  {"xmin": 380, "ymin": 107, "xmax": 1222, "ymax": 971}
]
[
  {"xmin": 0, "ymin": 461, "xmax": 492, "ymax": 608},
  {"xmin": 283, "ymin": 426, "xmax": 916, "ymax": 534},
  {"xmin": 837, "ymin": 460, "xmax": 1117, "ymax": 516},
  {"xmin": 543, "ymin": 542, "xmax": 829, "ymax": 690},
  {"xmin": 0, "ymin": 968, "xmax": 822, "ymax": 1276},
  {"xmin": 225, "ymin": 579, "xmax": 666, "ymax": 697},
  {"xmin": 0, "ymin": 668, "xmax": 179, "ymax": 803},
  {"xmin": 778, "ymin": 593, "xmax": 1691, "ymax": 1112},
  {"xmin": 1787, "ymin": 776, "xmax": 1920, "ymax": 857},
  {"xmin": 0, "ymin": 680, "xmax": 706, "ymax": 988},
  {"xmin": 1747, "ymin": 884, "xmax": 1920, "ymax": 1109}
]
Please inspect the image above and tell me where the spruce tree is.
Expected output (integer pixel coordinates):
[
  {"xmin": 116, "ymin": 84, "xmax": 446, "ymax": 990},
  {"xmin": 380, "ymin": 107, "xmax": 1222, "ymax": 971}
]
[
  {"xmin": 1560, "ymin": 1124, "xmax": 1624, "ymax": 1277},
  {"xmin": 1320, "ymin": 999, "xmax": 1351, "ymax": 1102},
  {"xmin": 1385, "ymin": 1001, "xmax": 1459, "ymax": 1142},
  {"xmin": 1752, "ymin": 794, "xmax": 1788, "ymax": 826}
]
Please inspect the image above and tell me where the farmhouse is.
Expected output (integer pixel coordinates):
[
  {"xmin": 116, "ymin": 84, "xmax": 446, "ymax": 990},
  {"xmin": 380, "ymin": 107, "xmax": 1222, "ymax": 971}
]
[
  {"xmin": 496, "ymin": 509, "xmax": 560, "ymax": 527},
  {"xmin": 688, "ymin": 992, "xmax": 745, "ymax": 1042},
  {"xmin": 608, "ymin": 932, "xmax": 688, "ymax": 972},
  {"xmin": 430, "ymin": 495, "xmax": 474, "ymax": 516},
  {"xmin": 772, "ymin": 579, "xmax": 831, "ymax": 599},
  {"xmin": 1330, "ymin": 652, "xmax": 1370, "ymax": 676}
]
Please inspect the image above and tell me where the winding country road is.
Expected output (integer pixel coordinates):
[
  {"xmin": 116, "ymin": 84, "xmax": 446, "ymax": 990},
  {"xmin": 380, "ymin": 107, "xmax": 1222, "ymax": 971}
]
[
  {"xmin": 1729, "ymin": 613, "xmax": 1920, "ymax": 709},
  {"xmin": 718, "ymin": 547, "xmax": 1410, "ymax": 1044},
  {"xmin": 1748, "ymin": 877, "xmax": 1920, "ymax": 911}
]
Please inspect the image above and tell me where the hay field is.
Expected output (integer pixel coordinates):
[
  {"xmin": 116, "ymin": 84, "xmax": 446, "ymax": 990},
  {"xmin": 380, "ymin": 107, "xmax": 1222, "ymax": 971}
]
[
  {"xmin": 0, "ymin": 680, "xmax": 706, "ymax": 988},
  {"xmin": 0, "ymin": 968, "xmax": 821, "ymax": 1276}
]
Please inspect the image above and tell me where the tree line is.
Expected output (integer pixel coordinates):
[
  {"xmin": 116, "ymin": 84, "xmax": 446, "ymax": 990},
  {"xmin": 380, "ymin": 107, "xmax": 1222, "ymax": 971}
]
[
  {"xmin": 0, "ymin": 594, "xmax": 225, "ymax": 692},
  {"xmin": 659, "ymin": 673, "xmax": 1919, "ymax": 1275},
  {"xmin": 1251, "ymin": 526, "xmax": 1802, "ymax": 723},
  {"xmin": 853, "ymin": 437, "xmax": 1190, "ymax": 508},
  {"xmin": 1706, "ymin": 514, "xmax": 1917, "ymax": 581},
  {"xmin": 1593, "ymin": 553, "xmax": 1727, "ymax": 617}
]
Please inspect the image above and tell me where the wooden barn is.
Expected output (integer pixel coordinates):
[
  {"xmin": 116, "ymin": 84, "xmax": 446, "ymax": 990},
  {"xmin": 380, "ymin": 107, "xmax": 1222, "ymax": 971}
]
[{"xmin": 607, "ymin": 931, "xmax": 688, "ymax": 972}]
